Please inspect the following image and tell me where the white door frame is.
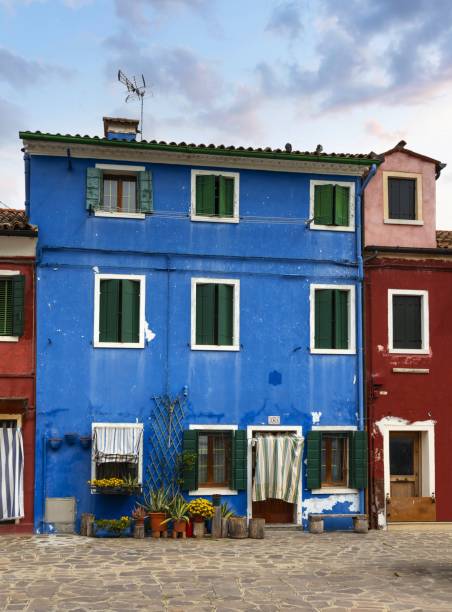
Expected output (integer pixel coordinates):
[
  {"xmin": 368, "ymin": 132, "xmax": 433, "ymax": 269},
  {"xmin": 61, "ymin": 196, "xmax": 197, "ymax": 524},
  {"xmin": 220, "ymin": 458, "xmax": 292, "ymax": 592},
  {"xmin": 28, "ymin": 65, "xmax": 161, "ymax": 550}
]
[
  {"xmin": 378, "ymin": 419, "xmax": 435, "ymax": 521},
  {"xmin": 246, "ymin": 425, "xmax": 303, "ymax": 524}
]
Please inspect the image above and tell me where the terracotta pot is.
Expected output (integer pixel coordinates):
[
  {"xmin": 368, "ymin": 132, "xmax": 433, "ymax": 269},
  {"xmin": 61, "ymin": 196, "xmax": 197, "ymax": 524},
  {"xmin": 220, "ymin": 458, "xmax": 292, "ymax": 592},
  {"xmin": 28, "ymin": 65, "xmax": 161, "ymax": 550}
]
[
  {"xmin": 149, "ymin": 512, "xmax": 166, "ymax": 532},
  {"xmin": 173, "ymin": 519, "xmax": 187, "ymax": 534}
]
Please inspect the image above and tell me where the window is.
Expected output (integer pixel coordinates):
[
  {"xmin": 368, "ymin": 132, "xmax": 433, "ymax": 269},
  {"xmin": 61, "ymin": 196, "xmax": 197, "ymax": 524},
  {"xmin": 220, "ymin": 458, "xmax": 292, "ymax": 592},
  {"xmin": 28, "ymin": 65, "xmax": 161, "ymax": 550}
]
[
  {"xmin": 191, "ymin": 170, "xmax": 239, "ymax": 222},
  {"xmin": 0, "ymin": 274, "xmax": 25, "ymax": 341},
  {"xmin": 306, "ymin": 429, "xmax": 367, "ymax": 491},
  {"xmin": 86, "ymin": 165, "xmax": 152, "ymax": 218},
  {"xmin": 191, "ymin": 278, "xmax": 240, "ymax": 351},
  {"xmin": 94, "ymin": 274, "xmax": 145, "ymax": 348},
  {"xmin": 91, "ymin": 423, "xmax": 143, "ymax": 491},
  {"xmin": 388, "ymin": 289, "xmax": 429, "ymax": 354},
  {"xmin": 310, "ymin": 284, "xmax": 356, "ymax": 354},
  {"xmin": 182, "ymin": 426, "xmax": 247, "ymax": 494},
  {"xmin": 383, "ymin": 171, "xmax": 423, "ymax": 224},
  {"xmin": 310, "ymin": 180, "xmax": 355, "ymax": 231}
]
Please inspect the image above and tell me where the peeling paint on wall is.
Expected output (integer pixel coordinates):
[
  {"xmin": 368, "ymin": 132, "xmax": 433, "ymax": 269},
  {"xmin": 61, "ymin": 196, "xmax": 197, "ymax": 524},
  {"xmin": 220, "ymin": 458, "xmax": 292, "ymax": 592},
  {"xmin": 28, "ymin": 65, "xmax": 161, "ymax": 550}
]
[
  {"xmin": 375, "ymin": 415, "xmax": 436, "ymax": 433},
  {"xmin": 311, "ymin": 411, "xmax": 322, "ymax": 424},
  {"xmin": 92, "ymin": 266, "xmax": 99, "ymax": 274},
  {"xmin": 377, "ymin": 344, "xmax": 384, "ymax": 352},
  {"xmin": 144, "ymin": 321, "xmax": 156, "ymax": 343},
  {"xmin": 302, "ymin": 494, "xmax": 359, "ymax": 520}
]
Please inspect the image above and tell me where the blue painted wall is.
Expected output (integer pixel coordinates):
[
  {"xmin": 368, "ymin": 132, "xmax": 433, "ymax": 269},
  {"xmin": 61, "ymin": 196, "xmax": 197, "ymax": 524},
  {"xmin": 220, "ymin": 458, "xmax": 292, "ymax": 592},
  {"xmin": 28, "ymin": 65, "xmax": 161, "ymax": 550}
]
[{"xmin": 29, "ymin": 152, "xmax": 364, "ymax": 532}]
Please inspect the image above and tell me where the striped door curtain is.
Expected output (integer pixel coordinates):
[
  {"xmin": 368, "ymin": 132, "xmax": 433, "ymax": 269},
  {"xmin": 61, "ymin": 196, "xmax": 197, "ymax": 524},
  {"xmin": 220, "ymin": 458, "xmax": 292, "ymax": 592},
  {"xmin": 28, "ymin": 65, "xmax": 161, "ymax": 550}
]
[
  {"xmin": 93, "ymin": 426, "xmax": 143, "ymax": 463},
  {"xmin": 0, "ymin": 426, "xmax": 24, "ymax": 520},
  {"xmin": 252, "ymin": 434, "xmax": 304, "ymax": 504}
]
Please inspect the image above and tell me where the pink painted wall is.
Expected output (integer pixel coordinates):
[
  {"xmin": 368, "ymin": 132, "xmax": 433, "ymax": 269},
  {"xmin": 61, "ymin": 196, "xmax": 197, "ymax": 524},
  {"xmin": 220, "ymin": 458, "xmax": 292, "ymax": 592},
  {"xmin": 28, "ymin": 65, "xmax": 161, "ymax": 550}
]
[{"xmin": 364, "ymin": 150, "xmax": 437, "ymax": 248}]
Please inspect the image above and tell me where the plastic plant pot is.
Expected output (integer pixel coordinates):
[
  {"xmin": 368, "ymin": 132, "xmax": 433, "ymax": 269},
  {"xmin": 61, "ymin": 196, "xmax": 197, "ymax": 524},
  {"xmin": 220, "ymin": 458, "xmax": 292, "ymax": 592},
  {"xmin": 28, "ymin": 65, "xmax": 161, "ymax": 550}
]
[
  {"xmin": 79, "ymin": 436, "xmax": 92, "ymax": 449},
  {"xmin": 64, "ymin": 433, "xmax": 78, "ymax": 445},
  {"xmin": 48, "ymin": 438, "xmax": 62, "ymax": 451}
]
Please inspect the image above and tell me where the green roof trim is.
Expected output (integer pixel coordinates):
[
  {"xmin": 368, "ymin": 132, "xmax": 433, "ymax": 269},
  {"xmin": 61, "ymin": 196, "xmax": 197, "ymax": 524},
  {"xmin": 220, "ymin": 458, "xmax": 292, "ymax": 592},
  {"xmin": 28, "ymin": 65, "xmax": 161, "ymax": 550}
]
[{"xmin": 19, "ymin": 131, "xmax": 382, "ymax": 167}]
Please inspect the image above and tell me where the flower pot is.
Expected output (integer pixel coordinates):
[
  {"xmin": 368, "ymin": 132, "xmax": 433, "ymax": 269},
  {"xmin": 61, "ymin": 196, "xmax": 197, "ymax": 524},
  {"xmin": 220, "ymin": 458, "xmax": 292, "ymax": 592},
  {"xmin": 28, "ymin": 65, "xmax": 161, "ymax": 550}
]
[
  {"xmin": 93, "ymin": 525, "xmax": 133, "ymax": 538},
  {"xmin": 79, "ymin": 436, "xmax": 91, "ymax": 449},
  {"xmin": 48, "ymin": 437, "xmax": 62, "ymax": 451},
  {"xmin": 64, "ymin": 433, "xmax": 78, "ymax": 445},
  {"xmin": 149, "ymin": 512, "xmax": 168, "ymax": 538},
  {"xmin": 192, "ymin": 518, "xmax": 205, "ymax": 538},
  {"xmin": 172, "ymin": 519, "xmax": 187, "ymax": 539}
]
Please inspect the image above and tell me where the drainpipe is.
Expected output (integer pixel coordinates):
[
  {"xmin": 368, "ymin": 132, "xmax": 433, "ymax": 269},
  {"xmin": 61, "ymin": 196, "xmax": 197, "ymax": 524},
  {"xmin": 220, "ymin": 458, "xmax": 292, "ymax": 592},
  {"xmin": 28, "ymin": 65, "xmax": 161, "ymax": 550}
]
[
  {"xmin": 356, "ymin": 164, "xmax": 377, "ymax": 515},
  {"xmin": 23, "ymin": 151, "xmax": 31, "ymax": 217}
]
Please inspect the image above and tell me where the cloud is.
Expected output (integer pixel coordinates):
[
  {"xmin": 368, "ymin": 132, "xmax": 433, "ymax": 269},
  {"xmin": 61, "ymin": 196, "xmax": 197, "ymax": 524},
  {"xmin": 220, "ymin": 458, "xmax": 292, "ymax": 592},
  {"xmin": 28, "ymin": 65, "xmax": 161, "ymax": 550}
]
[
  {"xmin": 266, "ymin": 1, "xmax": 302, "ymax": 40},
  {"xmin": 365, "ymin": 120, "xmax": 406, "ymax": 144},
  {"xmin": 113, "ymin": 0, "xmax": 208, "ymax": 28},
  {"xmin": 0, "ymin": 98, "xmax": 24, "ymax": 139},
  {"xmin": 0, "ymin": 48, "xmax": 74, "ymax": 90},
  {"xmin": 256, "ymin": 0, "xmax": 452, "ymax": 112}
]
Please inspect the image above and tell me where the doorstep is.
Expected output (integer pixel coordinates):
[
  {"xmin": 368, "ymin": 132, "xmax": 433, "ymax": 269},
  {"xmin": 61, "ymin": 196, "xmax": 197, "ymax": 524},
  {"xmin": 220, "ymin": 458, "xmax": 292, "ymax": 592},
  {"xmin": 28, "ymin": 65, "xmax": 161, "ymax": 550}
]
[
  {"xmin": 264, "ymin": 524, "xmax": 302, "ymax": 531},
  {"xmin": 388, "ymin": 522, "xmax": 452, "ymax": 532}
]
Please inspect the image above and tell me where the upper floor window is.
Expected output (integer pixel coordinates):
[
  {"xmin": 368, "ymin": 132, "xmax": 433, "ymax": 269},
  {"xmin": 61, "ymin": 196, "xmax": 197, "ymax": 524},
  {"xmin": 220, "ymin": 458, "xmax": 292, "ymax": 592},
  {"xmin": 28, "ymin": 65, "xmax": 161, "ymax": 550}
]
[
  {"xmin": 191, "ymin": 170, "xmax": 239, "ymax": 223},
  {"xmin": 94, "ymin": 274, "xmax": 145, "ymax": 348},
  {"xmin": 0, "ymin": 274, "xmax": 25, "ymax": 341},
  {"xmin": 86, "ymin": 165, "xmax": 152, "ymax": 218},
  {"xmin": 310, "ymin": 284, "xmax": 356, "ymax": 354},
  {"xmin": 388, "ymin": 289, "xmax": 429, "ymax": 354},
  {"xmin": 310, "ymin": 180, "xmax": 355, "ymax": 231},
  {"xmin": 383, "ymin": 172, "xmax": 423, "ymax": 225},
  {"xmin": 191, "ymin": 278, "xmax": 240, "ymax": 351}
]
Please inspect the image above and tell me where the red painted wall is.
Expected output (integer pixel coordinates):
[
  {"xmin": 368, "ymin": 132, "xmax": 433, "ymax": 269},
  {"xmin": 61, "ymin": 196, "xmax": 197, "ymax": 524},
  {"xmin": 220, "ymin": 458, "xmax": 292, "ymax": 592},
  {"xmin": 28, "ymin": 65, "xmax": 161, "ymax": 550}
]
[
  {"xmin": 0, "ymin": 258, "xmax": 35, "ymax": 533},
  {"xmin": 365, "ymin": 255, "xmax": 452, "ymax": 525}
]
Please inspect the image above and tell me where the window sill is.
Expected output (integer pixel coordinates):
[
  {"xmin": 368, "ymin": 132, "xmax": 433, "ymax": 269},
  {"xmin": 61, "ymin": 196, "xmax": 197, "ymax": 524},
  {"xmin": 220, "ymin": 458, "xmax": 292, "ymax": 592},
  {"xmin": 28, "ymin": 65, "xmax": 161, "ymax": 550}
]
[
  {"xmin": 310, "ymin": 224, "xmax": 354, "ymax": 233},
  {"xmin": 311, "ymin": 487, "xmax": 359, "ymax": 495},
  {"xmin": 93, "ymin": 341, "xmax": 145, "ymax": 349},
  {"xmin": 0, "ymin": 336, "xmax": 19, "ymax": 343},
  {"xmin": 388, "ymin": 347, "xmax": 429, "ymax": 355},
  {"xmin": 189, "ymin": 488, "xmax": 238, "ymax": 496},
  {"xmin": 191, "ymin": 215, "xmax": 239, "ymax": 224},
  {"xmin": 384, "ymin": 219, "xmax": 423, "ymax": 226},
  {"xmin": 94, "ymin": 211, "xmax": 146, "ymax": 220},
  {"xmin": 191, "ymin": 344, "xmax": 240, "ymax": 352},
  {"xmin": 310, "ymin": 348, "xmax": 355, "ymax": 355}
]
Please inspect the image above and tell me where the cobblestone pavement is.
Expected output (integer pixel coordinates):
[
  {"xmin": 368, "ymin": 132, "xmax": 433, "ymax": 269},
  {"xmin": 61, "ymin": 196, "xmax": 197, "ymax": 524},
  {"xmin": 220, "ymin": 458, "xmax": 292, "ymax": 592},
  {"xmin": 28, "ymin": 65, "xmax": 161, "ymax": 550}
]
[{"xmin": 1, "ymin": 530, "xmax": 452, "ymax": 611}]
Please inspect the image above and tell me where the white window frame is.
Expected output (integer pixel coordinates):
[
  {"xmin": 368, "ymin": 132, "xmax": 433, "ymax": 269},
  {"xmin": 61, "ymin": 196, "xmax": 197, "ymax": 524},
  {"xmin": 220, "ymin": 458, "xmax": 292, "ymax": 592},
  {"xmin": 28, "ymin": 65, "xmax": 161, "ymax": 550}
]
[
  {"xmin": 190, "ymin": 169, "xmax": 240, "ymax": 224},
  {"xmin": 191, "ymin": 277, "xmax": 240, "ymax": 351},
  {"xmin": 90, "ymin": 422, "xmax": 144, "ymax": 491},
  {"xmin": 388, "ymin": 289, "xmax": 429, "ymax": 355},
  {"xmin": 383, "ymin": 171, "xmax": 423, "ymax": 226},
  {"xmin": 93, "ymin": 273, "xmax": 145, "ymax": 349},
  {"xmin": 309, "ymin": 179, "xmax": 355, "ymax": 232},
  {"xmin": 0, "ymin": 270, "xmax": 21, "ymax": 343},
  {"xmin": 310, "ymin": 284, "xmax": 356, "ymax": 355},
  {"xmin": 188, "ymin": 424, "xmax": 238, "ymax": 496},
  {"xmin": 94, "ymin": 163, "xmax": 146, "ymax": 220},
  {"xmin": 311, "ymin": 425, "xmax": 358, "ymax": 494}
]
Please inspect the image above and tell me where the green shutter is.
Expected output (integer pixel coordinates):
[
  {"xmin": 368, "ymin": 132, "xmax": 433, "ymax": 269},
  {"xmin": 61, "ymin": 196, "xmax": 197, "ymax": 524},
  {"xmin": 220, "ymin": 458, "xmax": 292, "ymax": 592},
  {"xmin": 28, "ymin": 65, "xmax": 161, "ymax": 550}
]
[
  {"xmin": 182, "ymin": 430, "xmax": 198, "ymax": 491},
  {"xmin": 219, "ymin": 176, "xmax": 234, "ymax": 217},
  {"xmin": 349, "ymin": 431, "xmax": 368, "ymax": 489},
  {"xmin": 217, "ymin": 284, "xmax": 233, "ymax": 346},
  {"xmin": 334, "ymin": 185, "xmax": 350, "ymax": 226},
  {"xmin": 0, "ymin": 279, "xmax": 13, "ymax": 336},
  {"xmin": 196, "ymin": 284, "xmax": 216, "ymax": 345},
  {"xmin": 315, "ymin": 289, "xmax": 333, "ymax": 349},
  {"xmin": 137, "ymin": 171, "xmax": 152, "ymax": 213},
  {"xmin": 306, "ymin": 431, "xmax": 322, "ymax": 489},
  {"xmin": 86, "ymin": 168, "xmax": 102, "ymax": 210},
  {"xmin": 11, "ymin": 275, "xmax": 25, "ymax": 337},
  {"xmin": 334, "ymin": 290, "xmax": 349, "ymax": 350},
  {"xmin": 231, "ymin": 430, "xmax": 247, "ymax": 490},
  {"xmin": 99, "ymin": 279, "xmax": 120, "ymax": 343},
  {"xmin": 120, "ymin": 280, "xmax": 140, "ymax": 343},
  {"xmin": 195, "ymin": 175, "xmax": 215, "ymax": 216},
  {"xmin": 314, "ymin": 184, "xmax": 334, "ymax": 225}
]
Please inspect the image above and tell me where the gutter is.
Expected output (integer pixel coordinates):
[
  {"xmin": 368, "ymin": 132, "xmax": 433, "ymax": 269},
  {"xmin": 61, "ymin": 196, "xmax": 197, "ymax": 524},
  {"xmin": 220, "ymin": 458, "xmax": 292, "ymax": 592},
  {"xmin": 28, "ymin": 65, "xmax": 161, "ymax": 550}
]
[
  {"xmin": 356, "ymin": 163, "xmax": 377, "ymax": 517},
  {"xmin": 364, "ymin": 245, "xmax": 452, "ymax": 256},
  {"xmin": 19, "ymin": 132, "xmax": 382, "ymax": 168}
]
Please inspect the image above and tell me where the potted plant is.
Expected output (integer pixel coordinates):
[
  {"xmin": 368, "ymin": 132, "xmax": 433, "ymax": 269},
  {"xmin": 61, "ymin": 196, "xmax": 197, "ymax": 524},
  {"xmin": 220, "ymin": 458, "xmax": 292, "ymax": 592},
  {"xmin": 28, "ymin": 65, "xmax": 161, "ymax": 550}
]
[
  {"xmin": 93, "ymin": 516, "xmax": 133, "ymax": 538},
  {"xmin": 187, "ymin": 498, "xmax": 215, "ymax": 537},
  {"xmin": 140, "ymin": 487, "xmax": 169, "ymax": 537},
  {"xmin": 88, "ymin": 476, "xmax": 141, "ymax": 495},
  {"xmin": 132, "ymin": 505, "xmax": 147, "ymax": 539},
  {"xmin": 162, "ymin": 495, "xmax": 190, "ymax": 539}
]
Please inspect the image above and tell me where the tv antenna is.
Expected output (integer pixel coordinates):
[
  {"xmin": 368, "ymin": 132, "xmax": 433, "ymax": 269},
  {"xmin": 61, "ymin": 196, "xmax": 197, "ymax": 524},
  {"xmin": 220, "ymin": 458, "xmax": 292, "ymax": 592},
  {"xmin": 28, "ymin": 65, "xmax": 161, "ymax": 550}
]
[{"xmin": 118, "ymin": 69, "xmax": 147, "ymax": 141}]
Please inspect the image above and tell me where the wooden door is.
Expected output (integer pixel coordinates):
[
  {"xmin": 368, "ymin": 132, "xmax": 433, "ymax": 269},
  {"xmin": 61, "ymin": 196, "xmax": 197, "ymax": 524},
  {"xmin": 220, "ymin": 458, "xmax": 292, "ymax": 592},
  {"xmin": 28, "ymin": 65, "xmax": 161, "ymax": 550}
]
[
  {"xmin": 251, "ymin": 431, "xmax": 295, "ymax": 524},
  {"xmin": 388, "ymin": 431, "xmax": 435, "ymax": 522}
]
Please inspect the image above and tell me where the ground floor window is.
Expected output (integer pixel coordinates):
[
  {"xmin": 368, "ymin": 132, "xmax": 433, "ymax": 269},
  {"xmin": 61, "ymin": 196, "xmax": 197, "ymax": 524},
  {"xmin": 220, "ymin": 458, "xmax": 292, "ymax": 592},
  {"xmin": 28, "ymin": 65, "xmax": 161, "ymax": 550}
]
[
  {"xmin": 321, "ymin": 433, "xmax": 347, "ymax": 486},
  {"xmin": 197, "ymin": 431, "xmax": 232, "ymax": 487}
]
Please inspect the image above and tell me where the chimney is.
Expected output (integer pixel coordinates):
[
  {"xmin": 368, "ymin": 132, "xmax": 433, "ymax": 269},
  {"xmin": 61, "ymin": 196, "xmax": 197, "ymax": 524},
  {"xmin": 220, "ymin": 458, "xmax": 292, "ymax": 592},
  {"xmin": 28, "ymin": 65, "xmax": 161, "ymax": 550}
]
[{"xmin": 103, "ymin": 117, "xmax": 140, "ymax": 141}]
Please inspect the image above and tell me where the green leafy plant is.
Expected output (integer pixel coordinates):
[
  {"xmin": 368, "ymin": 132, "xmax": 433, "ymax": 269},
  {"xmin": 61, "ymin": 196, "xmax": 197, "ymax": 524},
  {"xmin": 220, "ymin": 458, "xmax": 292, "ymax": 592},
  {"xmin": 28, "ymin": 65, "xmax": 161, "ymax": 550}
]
[
  {"xmin": 140, "ymin": 486, "xmax": 169, "ymax": 513},
  {"xmin": 162, "ymin": 494, "xmax": 190, "ymax": 525},
  {"xmin": 122, "ymin": 474, "xmax": 140, "ymax": 489},
  {"xmin": 95, "ymin": 516, "xmax": 132, "ymax": 534},
  {"xmin": 220, "ymin": 502, "xmax": 235, "ymax": 519}
]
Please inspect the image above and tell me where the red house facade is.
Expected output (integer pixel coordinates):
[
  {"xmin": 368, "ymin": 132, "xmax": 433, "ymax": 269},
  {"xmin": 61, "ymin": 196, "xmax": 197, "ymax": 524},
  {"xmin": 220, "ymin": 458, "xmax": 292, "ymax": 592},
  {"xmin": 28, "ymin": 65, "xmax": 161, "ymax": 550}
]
[
  {"xmin": 364, "ymin": 142, "xmax": 452, "ymax": 528},
  {"xmin": 0, "ymin": 210, "xmax": 37, "ymax": 533}
]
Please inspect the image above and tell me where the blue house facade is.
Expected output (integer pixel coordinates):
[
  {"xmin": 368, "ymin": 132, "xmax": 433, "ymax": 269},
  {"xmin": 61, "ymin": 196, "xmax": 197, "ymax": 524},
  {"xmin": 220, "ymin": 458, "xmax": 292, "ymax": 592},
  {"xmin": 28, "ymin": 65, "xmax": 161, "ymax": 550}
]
[{"xmin": 22, "ymin": 118, "xmax": 379, "ymax": 532}]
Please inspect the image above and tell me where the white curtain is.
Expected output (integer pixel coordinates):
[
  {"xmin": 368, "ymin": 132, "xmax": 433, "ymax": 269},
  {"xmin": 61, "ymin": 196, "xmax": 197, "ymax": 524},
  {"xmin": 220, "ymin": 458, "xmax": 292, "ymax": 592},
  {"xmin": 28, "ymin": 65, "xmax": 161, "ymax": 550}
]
[
  {"xmin": 0, "ymin": 427, "xmax": 24, "ymax": 520},
  {"xmin": 93, "ymin": 426, "xmax": 142, "ymax": 463}
]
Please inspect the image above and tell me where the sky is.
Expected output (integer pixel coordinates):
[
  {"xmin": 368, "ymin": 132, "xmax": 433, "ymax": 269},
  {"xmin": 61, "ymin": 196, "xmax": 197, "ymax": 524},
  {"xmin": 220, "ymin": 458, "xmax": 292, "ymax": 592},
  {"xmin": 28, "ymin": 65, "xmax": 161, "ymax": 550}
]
[{"xmin": 1, "ymin": 0, "xmax": 452, "ymax": 227}]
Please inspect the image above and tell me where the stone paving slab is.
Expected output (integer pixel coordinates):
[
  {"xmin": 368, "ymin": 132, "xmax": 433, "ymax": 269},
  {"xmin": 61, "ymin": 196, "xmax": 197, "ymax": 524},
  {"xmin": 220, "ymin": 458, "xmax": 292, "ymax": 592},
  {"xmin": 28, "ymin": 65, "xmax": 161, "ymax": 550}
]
[{"xmin": 0, "ymin": 530, "xmax": 452, "ymax": 611}]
